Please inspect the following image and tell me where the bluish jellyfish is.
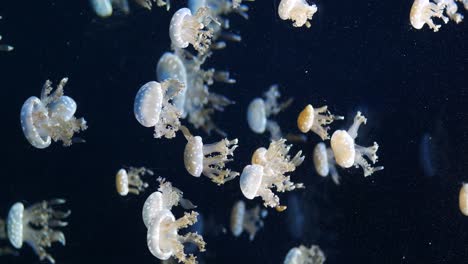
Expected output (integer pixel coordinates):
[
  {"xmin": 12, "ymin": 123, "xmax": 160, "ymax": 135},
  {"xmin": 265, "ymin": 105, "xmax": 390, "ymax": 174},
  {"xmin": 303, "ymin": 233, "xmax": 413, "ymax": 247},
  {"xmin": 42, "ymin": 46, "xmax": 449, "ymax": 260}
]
[
  {"xmin": 283, "ymin": 245, "xmax": 326, "ymax": 264},
  {"xmin": 330, "ymin": 111, "xmax": 384, "ymax": 177},
  {"xmin": 134, "ymin": 79, "xmax": 184, "ymax": 139},
  {"xmin": 247, "ymin": 85, "xmax": 292, "ymax": 140},
  {"xmin": 278, "ymin": 0, "xmax": 318, "ymax": 28},
  {"xmin": 156, "ymin": 52, "xmax": 188, "ymax": 117},
  {"xmin": 230, "ymin": 200, "xmax": 267, "ymax": 240},
  {"xmin": 115, "ymin": 167, "xmax": 153, "ymax": 196},
  {"xmin": 6, "ymin": 199, "xmax": 70, "ymax": 263},
  {"xmin": 313, "ymin": 143, "xmax": 340, "ymax": 184},
  {"xmin": 20, "ymin": 78, "xmax": 87, "ymax": 149},
  {"xmin": 297, "ymin": 104, "xmax": 343, "ymax": 140},
  {"xmin": 286, "ymin": 194, "xmax": 304, "ymax": 240},
  {"xmin": 240, "ymin": 138, "xmax": 304, "ymax": 209}
]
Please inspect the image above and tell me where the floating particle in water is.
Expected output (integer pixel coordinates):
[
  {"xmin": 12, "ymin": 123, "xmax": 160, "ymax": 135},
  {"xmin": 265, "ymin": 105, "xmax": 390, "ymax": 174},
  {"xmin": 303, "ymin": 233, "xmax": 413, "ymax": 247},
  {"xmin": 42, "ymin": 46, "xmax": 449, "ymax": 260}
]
[
  {"xmin": 169, "ymin": 7, "xmax": 218, "ymax": 55},
  {"xmin": 313, "ymin": 143, "xmax": 340, "ymax": 185},
  {"xmin": 459, "ymin": 183, "xmax": 468, "ymax": 216},
  {"xmin": 115, "ymin": 167, "xmax": 153, "ymax": 196},
  {"xmin": 230, "ymin": 200, "xmax": 267, "ymax": 240},
  {"xmin": 278, "ymin": 0, "xmax": 318, "ymax": 28},
  {"xmin": 20, "ymin": 78, "xmax": 87, "ymax": 149},
  {"xmin": 284, "ymin": 244, "xmax": 326, "ymax": 264},
  {"xmin": 330, "ymin": 111, "xmax": 384, "ymax": 177},
  {"xmin": 240, "ymin": 138, "xmax": 304, "ymax": 209},
  {"xmin": 7, "ymin": 199, "xmax": 70, "ymax": 263},
  {"xmin": 247, "ymin": 85, "xmax": 292, "ymax": 140},
  {"xmin": 143, "ymin": 178, "xmax": 205, "ymax": 264},
  {"xmin": 134, "ymin": 79, "xmax": 184, "ymax": 139},
  {"xmin": 180, "ymin": 125, "xmax": 239, "ymax": 185},
  {"xmin": 297, "ymin": 104, "xmax": 343, "ymax": 141}
]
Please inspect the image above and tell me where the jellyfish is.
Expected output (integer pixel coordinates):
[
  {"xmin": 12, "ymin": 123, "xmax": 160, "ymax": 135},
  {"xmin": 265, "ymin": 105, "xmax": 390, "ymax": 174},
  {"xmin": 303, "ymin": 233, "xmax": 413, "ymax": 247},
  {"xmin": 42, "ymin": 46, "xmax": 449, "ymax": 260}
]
[
  {"xmin": 134, "ymin": 0, "xmax": 171, "ymax": 10},
  {"xmin": 89, "ymin": 0, "xmax": 131, "ymax": 17},
  {"xmin": 180, "ymin": 125, "xmax": 239, "ymax": 185},
  {"xmin": 169, "ymin": 7, "xmax": 218, "ymax": 54},
  {"xmin": 313, "ymin": 142, "xmax": 340, "ymax": 185},
  {"xmin": 297, "ymin": 104, "xmax": 344, "ymax": 140},
  {"xmin": 6, "ymin": 199, "xmax": 70, "ymax": 263},
  {"xmin": 20, "ymin": 78, "xmax": 87, "ymax": 149},
  {"xmin": 435, "ymin": 0, "xmax": 467, "ymax": 23},
  {"xmin": 116, "ymin": 167, "xmax": 153, "ymax": 196},
  {"xmin": 459, "ymin": 183, "xmax": 468, "ymax": 216},
  {"xmin": 157, "ymin": 52, "xmax": 189, "ymax": 117},
  {"xmin": 134, "ymin": 79, "xmax": 184, "ymax": 139},
  {"xmin": 284, "ymin": 245, "xmax": 326, "ymax": 264},
  {"xmin": 330, "ymin": 111, "xmax": 384, "ymax": 177},
  {"xmin": 230, "ymin": 200, "xmax": 267, "ymax": 241},
  {"xmin": 278, "ymin": 0, "xmax": 318, "ymax": 28},
  {"xmin": 239, "ymin": 138, "xmax": 305, "ymax": 209},
  {"xmin": 410, "ymin": 0, "xmax": 449, "ymax": 31},
  {"xmin": 247, "ymin": 85, "xmax": 293, "ymax": 140},
  {"xmin": 0, "ymin": 16, "xmax": 13, "ymax": 52},
  {"xmin": 143, "ymin": 178, "xmax": 205, "ymax": 264}
]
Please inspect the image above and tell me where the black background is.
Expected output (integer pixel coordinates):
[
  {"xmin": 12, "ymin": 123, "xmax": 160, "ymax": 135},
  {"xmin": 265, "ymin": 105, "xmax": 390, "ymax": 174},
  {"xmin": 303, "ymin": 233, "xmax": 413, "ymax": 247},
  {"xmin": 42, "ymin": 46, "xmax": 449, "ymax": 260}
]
[{"xmin": 0, "ymin": 0, "xmax": 467, "ymax": 263}]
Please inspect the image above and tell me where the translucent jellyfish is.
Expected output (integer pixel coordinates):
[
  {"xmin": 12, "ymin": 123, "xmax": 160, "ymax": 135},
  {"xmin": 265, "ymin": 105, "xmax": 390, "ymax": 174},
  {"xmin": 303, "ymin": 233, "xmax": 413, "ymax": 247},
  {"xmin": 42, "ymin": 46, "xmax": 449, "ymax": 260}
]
[
  {"xmin": 230, "ymin": 200, "xmax": 267, "ymax": 240},
  {"xmin": 410, "ymin": 0, "xmax": 449, "ymax": 31},
  {"xmin": 180, "ymin": 125, "xmax": 239, "ymax": 185},
  {"xmin": 297, "ymin": 104, "xmax": 344, "ymax": 140},
  {"xmin": 240, "ymin": 138, "xmax": 305, "ymax": 209},
  {"xmin": 6, "ymin": 199, "xmax": 70, "ymax": 263},
  {"xmin": 0, "ymin": 16, "xmax": 13, "ymax": 52},
  {"xmin": 134, "ymin": 0, "xmax": 171, "ymax": 10},
  {"xmin": 278, "ymin": 0, "xmax": 318, "ymax": 28},
  {"xmin": 247, "ymin": 85, "xmax": 293, "ymax": 140},
  {"xmin": 157, "ymin": 52, "xmax": 188, "ymax": 117},
  {"xmin": 89, "ymin": 0, "xmax": 131, "ymax": 17},
  {"xmin": 20, "ymin": 78, "xmax": 87, "ymax": 149},
  {"xmin": 169, "ymin": 7, "xmax": 218, "ymax": 54},
  {"xmin": 284, "ymin": 245, "xmax": 326, "ymax": 264},
  {"xmin": 134, "ymin": 79, "xmax": 184, "ymax": 139},
  {"xmin": 115, "ymin": 167, "xmax": 153, "ymax": 196},
  {"xmin": 459, "ymin": 183, "xmax": 468, "ymax": 216},
  {"xmin": 313, "ymin": 142, "xmax": 340, "ymax": 185},
  {"xmin": 330, "ymin": 111, "xmax": 384, "ymax": 177},
  {"xmin": 144, "ymin": 178, "xmax": 205, "ymax": 264}
]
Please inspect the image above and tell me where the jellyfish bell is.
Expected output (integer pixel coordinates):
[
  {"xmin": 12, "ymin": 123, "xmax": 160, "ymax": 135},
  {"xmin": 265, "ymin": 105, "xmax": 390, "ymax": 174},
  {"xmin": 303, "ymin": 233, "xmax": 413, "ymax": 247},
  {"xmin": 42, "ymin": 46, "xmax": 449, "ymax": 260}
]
[
  {"xmin": 410, "ymin": 0, "xmax": 449, "ymax": 31},
  {"xmin": 183, "ymin": 135, "xmax": 204, "ymax": 177},
  {"xmin": 247, "ymin": 98, "xmax": 267, "ymax": 134},
  {"xmin": 147, "ymin": 209, "xmax": 177, "ymax": 260},
  {"xmin": 240, "ymin": 165, "xmax": 264, "ymax": 199},
  {"xmin": 278, "ymin": 0, "xmax": 318, "ymax": 28},
  {"xmin": 90, "ymin": 0, "xmax": 113, "ymax": 18},
  {"xmin": 20, "ymin": 97, "xmax": 51, "ymax": 149},
  {"xmin": 230, "ymin": 200, "xmax": 246, "ymax": 237},
  {"xmin": 313, "ymin": 142, "xmax": 329, "ymax": 177},
  {"xmin": 6, "ymin": 202, "xmax": 24, "ymax": 249},
  {"xmin": 142, "ymin": 192, "xmax": 164, "ymax": 228},
  {"xmin": 459, "ymin": 183, "xmax": 468, "ymax": 216},
  {"xmin": 134, "ymin": 81, "xmax": 164, "ymax": 128},
  {"xmin": 330, "ymin": 130, "xmax": 355, "ymax": 168}
]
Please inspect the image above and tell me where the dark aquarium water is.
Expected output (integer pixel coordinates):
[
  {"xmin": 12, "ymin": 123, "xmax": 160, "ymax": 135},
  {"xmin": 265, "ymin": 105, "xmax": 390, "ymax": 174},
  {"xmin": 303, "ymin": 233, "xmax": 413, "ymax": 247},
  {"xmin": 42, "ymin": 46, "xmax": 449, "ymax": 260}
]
[{"xmin": 0, "ymin": 0, "xmax": 467, "ymax": 263}]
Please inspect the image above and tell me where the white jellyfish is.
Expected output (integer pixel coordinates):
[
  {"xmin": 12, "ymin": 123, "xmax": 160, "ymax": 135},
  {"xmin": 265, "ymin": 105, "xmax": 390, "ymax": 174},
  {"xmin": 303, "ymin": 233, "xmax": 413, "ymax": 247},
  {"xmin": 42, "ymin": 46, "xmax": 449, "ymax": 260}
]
[
  {"xmin": 240, "ymin": 138, "xmax": 305, "ymax": 209},
  {"xmin": 278, "ymin": 0, "xmax": 318, "ymax": 28},
  {"xmin": 436, "ymin": 0, "xmax": 467, "ymax": 23},
  {"xmin": 297, "ymin": 104, "xmax": 344, "ymax": 140},
  {"xmin": 169, "ymin": 7, "xmax": 218, "ymax": 54},
  {"xmin": 6, "ymin": 199, "xmax": 70, "ymax": 263},
  {"xmin": 230, "ymin": 200, "xmax": 267, "ymax": 241},
  {"xmin": 330, "ymin": 111, "xmax": 384, "ymax": 177},
  {"xmin": 0, "ymin": 16, "xmax": 13, "ymax": 52},
  {"xmin": 20, "ymin": 78, "xmax": 87, "ymax": 149},
  {"xmin": 89, "ymin": 0, "xmax": 132, "ymax": 17},
  {"xmin": 143, "ymin": 178, "xmax": 205, "ymax": 264},
  {"xmin": 313, "ymin": 142, "xmax": 340, "ymax": 185},
  {"xmin": 459, "ymin": 183, "xmax": 468, "ymax": 216},
  {"xmin": 115, "ymin": 167, "xmax": 153, "ymax": 196},
  {"xmin": 247, "ymin": 85, "xmax": 293, "ymax": 140},
  {"xmin": 134, "ymin": 79, "xmax": 184, "ymax": 139},
  {"xmin": 410, "ymin": 0, "xmax": 449, "ymax": 31},
  {"xmin": 284, "ymin": 245, "xmax": 326, "ymax": 264},
  {"xmin": 180, "ymin": 125, "xmax": 239, "ymax": 185}
]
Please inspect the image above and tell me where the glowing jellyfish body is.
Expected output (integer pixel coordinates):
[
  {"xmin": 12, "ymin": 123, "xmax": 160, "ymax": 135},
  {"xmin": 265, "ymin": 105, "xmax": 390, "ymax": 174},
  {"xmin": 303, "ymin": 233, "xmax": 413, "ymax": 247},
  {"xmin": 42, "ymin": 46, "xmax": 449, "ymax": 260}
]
[
  {"xmin": 134, "ymin": 79, "xmax": 184, "ymax": 139},
  {"xmin": 20, "ymin": 78, "xmax": 87, "ymax": 149},
  {"xmin": 284, "ymin": 245, "xmax": 326, "ymax": 264},
  {"xmin": 278, "ymin": 0, "xmax": 318, "ymax": 28},
  {"xmin": 330, "ymin": 111, "xmax": 384, "ymax": 177},
  {"xmin": 297, "ymin": 104, "xmax": 344, "ymax": 140},
  {"xmin": 240, "ymin": 138, "xmax": 305, "ymax": 208},
  {"xmin": 143, "ymin": 178, "xmax": 205, "ymax": 264},
  {"xmin": 180, "ymin": 126, "xmax": 239, "ymax": 185},
  {"xmin": 0, "ymin": 16, "xmax": 13, "ymax": 52},
  {"xmin": 410, "ymin": 0, "xmax": 449, "ymax": 31},
  {"xmin": 247, "ymin": 85, "xmax": 292, "ymax": 140},
  {"xmin": 6, "ymin": 199, "xmax": 70, "ymax": 263},
  {"xmin": 230, "ymin": 200, "xmax": 267, "ymax": 240},
  {"xmin": 115, "ymin": 167, "xmax": 152, "ymax": 196},
  {"xmin": 89, "ymin": 0, "xmax": 113, "ymax": 17},
  {"xmin": 157, "ymin": 52, "xmax": 188, "ymax": 117},
  {"xmin": 459, "ymin": 183, "xmax": 468, "ymax": 216},
  {"xmin": 313, "ymin": 142, "xmax": 340, "ymax": 184},
  {"xmin": 169, "ymin": 7, "xmax": 216, "ymax": 54}
]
